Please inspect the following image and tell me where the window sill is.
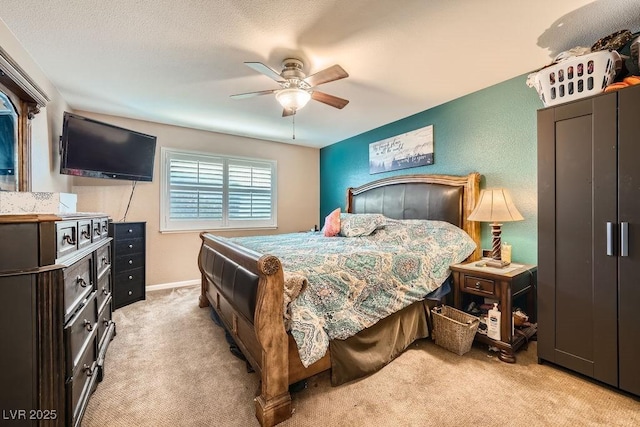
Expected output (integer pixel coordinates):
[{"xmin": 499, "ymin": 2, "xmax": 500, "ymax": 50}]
[{"xmin": 159, "ymin": 226, "xmax": 278, "ymax": 234}]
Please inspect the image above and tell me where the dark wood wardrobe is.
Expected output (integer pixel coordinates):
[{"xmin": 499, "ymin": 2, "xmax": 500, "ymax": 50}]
[{"xmin": 538, "ymin": 84, "xmax": 640, "ymax": 397}]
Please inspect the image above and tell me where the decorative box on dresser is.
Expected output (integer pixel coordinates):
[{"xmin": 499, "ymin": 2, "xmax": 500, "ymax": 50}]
[
  {"xmin": 538, "ymin": 84, "xmax": 640, "ymax": 396},
  {"xmin": 0, "ymin": 213, "xmax": 115, "ymax": 427},
  {"xmin": 108, "ymin": 221, "xmax": 146, "ymax": 310}
]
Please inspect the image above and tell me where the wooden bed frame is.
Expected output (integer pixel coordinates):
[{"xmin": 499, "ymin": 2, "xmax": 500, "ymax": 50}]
[{"xmin": 198, "ymin": 173, "xmax": 481, "ymax": 426}]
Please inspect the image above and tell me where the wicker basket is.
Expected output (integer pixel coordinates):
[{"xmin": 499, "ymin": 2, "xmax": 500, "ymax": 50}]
[{"xmin": 431, "ymin": 305, "xmax": 480, "ymax": 356}]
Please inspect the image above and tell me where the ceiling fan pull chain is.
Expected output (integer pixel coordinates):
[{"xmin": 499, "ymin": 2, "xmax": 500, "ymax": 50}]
[{"xmin": 292, "ymin": 113, "xmax": 296, "ymax": 140}]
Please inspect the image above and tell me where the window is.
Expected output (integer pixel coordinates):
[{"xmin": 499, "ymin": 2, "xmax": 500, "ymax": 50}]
[{"xmin": 160, "ymin": 148, "xmax": 277, "ymax": 232}]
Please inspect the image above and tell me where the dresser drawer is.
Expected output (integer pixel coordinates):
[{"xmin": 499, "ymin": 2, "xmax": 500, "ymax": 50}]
[
  {"xmin": 463, "ymin": 275, "xmax": 496, "ymax": 296},
  {"xmin": 65, "ymin": 292, "xmax": 97, "ymax": 375},
  {"xmin": 68, "ymin": 337, "xmax": 98, "ymax": 427},
  {"xmin": 97, "ymin": 298, "xmax": 113, "ymax": 348},
  {"xmin": 57, "ymin": 221, "xmax": 78, "ymax": 259},
  {"xmin": 91, "ymin": 217, "xmax": 109, "ymax": 241},
  {"xmin": 77, "ymin": 220, "xmax": 93, "ymax": 250},
  {"xmin": 115, "ymin": 252, "xmax": 145, "ymax": 271},
  {"xmin": 63, "ymin": 254, "xmax": 93, "ymax": 321},
  {"xmin": 96, "ymin": 242, "xmax": 111, "ymax": 280},
  {"xmin": 96, "ymin": 273, "xmax": 111, "ymax": 314},
  {"xmin": 100, "ymin": 218, "xmax": 110, "ymax": 238},
  {"xmin": 114, "ymin": 236, "xmax": 144, "ymax": 255}
]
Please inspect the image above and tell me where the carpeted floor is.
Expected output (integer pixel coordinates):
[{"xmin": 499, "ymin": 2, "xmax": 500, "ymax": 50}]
[{"xmin": 83, "ymin": 286, "xmax": 639, "ymax": 427}]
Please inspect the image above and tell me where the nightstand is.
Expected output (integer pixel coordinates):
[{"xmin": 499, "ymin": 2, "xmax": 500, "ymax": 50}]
[{"xmin": 450, "ymin": 261, "xmax": 537, "ymax": 363}]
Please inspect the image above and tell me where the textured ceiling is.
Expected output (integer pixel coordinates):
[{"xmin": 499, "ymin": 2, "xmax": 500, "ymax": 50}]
[{"xmin": 1, "ymin": 0, "xmax": 639, "ymax": 148}]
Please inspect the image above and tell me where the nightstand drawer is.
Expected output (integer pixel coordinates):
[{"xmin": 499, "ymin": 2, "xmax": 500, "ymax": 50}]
[
  {"xmin": 114, "ymin": 252, "xmax": 144, "ymax": 272},
  {"xmin": 114, "ymin": 236, "xmax": 144, "ymax": 255},
  {"xmin": 463, "ymin": 276, "xmax": 496, "ymax": 296}
]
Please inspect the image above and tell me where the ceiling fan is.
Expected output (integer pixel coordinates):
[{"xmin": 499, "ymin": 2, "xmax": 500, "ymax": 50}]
[{"xmin": 230, "ymin": 58, "xmax": 349, "ymax": 117}]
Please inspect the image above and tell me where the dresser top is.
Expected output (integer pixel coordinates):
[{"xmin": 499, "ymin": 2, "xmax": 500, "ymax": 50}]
[{"xmin": 0, "ymin": 212, "xmax": 108, "ymax": 224}]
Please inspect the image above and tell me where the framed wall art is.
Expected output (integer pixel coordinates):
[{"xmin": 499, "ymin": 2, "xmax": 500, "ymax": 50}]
[{"xmin": 369, "ymin": 125, "xmax": 434, "ymax": 174}]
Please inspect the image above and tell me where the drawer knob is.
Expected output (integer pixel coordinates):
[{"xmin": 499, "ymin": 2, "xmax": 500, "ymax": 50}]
[
  {"xmin": 128, "ymin": 229, "xmax": 133, "ymax": 233},
  {"xmin": 81, "ymin": 229, "xmax": 91, "ymax": 239},
  {"xmin": 102, "ymin": 286, "xmax": 109, "ymax": 295},
  {"xmin": 128, "ymin": 244, "xmax": 133, "ymax": 249},
  {"xmin": 101, "ymin": 256, "xmax": 110, "ymax": 265},
  {"xmin": 77, "ymin": 276, "xmax": 88, "ymax": 287},
  {"xmin": 63, "ymin": 234, "xmax": 76, "ymax": 245},
  {"xmin": 83, "ymin": 319, "xmax": 94, "ymax": 331},
  {"xmin": 83, "ymin": 364, "xmax": 94, "ymax": 377},
  {"xmin": 128, "ymin": 290, "xmax": 133, "ymax": 296},
  {"xmin": 475, "ymin": 281, "xmax": 481, "ymax": 289},
  {"xmin": 128, "ymin": 259, "xmax": 133, "ymax": 265},
  {"xmin": 128, "ymin": 275, "xmax": 133, "ymax": 280},
  {"xmin": 103, "ymin": 318, "xmax": 110, "ymax": 326}
]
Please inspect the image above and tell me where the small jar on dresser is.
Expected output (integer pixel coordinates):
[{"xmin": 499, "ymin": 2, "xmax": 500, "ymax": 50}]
[
  {"xmin": 108, "ymin": 221, "xmax": 146, "ymax": 310},
  {"xmin": 0, "ymin": 213, "xmax": 115, "ymax": 427}
]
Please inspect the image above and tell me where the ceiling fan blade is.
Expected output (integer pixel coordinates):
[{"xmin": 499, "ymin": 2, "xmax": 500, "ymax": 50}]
[
  {"xmin": 245, "ymin": 62, "xmax": 285, "ymax": 82},
  {"xmin": 282, "ymin": 108, "xmax": 295, "ymax": 117},
  {"xmin": 304, "ymin": 64, "xmax": 348, "ymax": 87},
  {"xmin": 230, "ymin": 89, "xmax": 276, "ymax": 99},
  {"xmin": 311, "ymin": 91, "xmax": 349, "ymax": 109}
]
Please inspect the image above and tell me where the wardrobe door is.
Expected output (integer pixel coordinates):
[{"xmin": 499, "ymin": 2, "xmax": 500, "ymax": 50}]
[
  {"xmin": 537, "ymin": 94, "xmax": 618, "ymax": 386},
  {"xmin": 617, "ymin": 85, "xmax": 640, "ymax": 396}
]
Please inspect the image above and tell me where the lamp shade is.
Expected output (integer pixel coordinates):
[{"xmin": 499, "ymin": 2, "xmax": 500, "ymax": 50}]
[
  {"xmin": 275, "ymin": 88, "xmax": 311, "ymax": 111},
  {"xmin": 467, "ymin": 188, "xmax": 524, "ymax": 223}
]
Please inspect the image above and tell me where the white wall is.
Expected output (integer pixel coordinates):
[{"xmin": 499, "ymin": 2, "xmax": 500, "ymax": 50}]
[
  {"xmin": 0, "ymin": 20, "xmax": 73, "ymax": 192},
  {"xmin": 72, "ymin": 112, "xmax": 320, "ymax": 286}
]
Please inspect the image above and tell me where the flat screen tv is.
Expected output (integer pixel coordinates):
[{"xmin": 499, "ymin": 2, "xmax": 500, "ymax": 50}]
[{"xmin": 60, "ymin": 112, "xmax": 157, "ymax": 181}]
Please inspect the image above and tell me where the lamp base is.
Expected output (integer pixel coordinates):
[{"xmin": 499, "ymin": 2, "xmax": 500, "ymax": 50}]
[{"xmin": 485, "ymin": 259, "xmax": 511, "ymax": 268}]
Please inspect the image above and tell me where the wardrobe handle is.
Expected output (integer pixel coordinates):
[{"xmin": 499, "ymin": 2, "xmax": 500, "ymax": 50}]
[
  {"xmin": 606, "ymin": 222, "xmax": 614, "ymax": 256},
  {"xmin": 621, "ymin": 222, "xmax": 629, "ymax": 257}
]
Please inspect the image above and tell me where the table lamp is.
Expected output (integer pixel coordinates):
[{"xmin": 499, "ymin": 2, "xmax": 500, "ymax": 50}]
[{"xmin": 467, "ymin": 188, "xmax": 523, "ymax": 267}]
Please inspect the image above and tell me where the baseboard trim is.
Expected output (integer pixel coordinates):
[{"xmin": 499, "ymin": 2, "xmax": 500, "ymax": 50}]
[{"xmin": 147, "ymin": 279, "xmax": 199, "ymax": 292}]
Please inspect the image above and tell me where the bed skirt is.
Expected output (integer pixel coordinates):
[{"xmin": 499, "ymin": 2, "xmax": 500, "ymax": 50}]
[{"xmin": 329, "ymin": 299, "xmax": 435, "ymax": 385}]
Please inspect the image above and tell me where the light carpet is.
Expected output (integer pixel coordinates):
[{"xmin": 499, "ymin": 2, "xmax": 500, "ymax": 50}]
[{"xmin": 83, "ymin": 286, "xmax": 639, "ymax": 426}]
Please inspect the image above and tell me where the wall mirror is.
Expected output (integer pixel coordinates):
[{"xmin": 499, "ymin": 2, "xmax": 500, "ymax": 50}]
[
  {"xmin": 0, "ymin": 91, "xmax": 17, "ymax": 190},
  {"xmin": 0, "ymin": 45, "xmax": 49, "ymax": 192}
]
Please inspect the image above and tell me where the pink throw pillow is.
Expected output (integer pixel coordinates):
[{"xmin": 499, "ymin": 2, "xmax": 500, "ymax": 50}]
[{"xmin": 322, "ymin": 208, "xmax": 341, "ymax": 237}]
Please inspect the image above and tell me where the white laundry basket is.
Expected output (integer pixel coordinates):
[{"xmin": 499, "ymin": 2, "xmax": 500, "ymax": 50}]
[{"xmin": 532, "ymin": 50, "xmax": 621, "ymax": 107}]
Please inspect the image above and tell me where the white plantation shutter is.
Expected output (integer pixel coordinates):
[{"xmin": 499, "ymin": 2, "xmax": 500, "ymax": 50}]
[
  {"xmin": 169, "ymin": 157, "xmax": 223, "ymax": 220},
  {"xmin": 161, "ymin": 148, "xmax": 277, "ymax": 231},
  {"xmin": 228, "ymin": 160, "xmax": 272, "ymax": 220}
]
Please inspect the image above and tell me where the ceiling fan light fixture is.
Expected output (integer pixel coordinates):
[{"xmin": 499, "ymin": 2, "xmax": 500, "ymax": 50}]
[{"xmin": 275, "ymin": 88, "xmax": 311, "ymax": 112}]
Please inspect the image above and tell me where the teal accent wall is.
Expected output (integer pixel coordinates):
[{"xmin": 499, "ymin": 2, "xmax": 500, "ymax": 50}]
[{"xmin": 320, "ymin": 74, "xmax": 543, "ymax": 264}]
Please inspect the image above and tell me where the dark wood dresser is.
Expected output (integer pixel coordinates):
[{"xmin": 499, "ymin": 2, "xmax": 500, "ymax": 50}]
[
  {"xmin": 108, "ymin": 221, "xmax": 146, "ymax": 309},
  {"xmin": 0, "ymin": 213, "xmax": 116, "ymax": 426}
]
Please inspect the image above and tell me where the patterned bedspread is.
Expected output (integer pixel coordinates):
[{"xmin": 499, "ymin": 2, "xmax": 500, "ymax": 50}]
[{"xmin": 227, "ymin": 218, "xmax": 476, "ymax": 367}]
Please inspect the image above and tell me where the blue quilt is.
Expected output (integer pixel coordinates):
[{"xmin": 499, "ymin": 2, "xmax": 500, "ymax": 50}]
[{"xmin": 227, "ymin": 218, "xmax": 476, "ymax": 367}]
